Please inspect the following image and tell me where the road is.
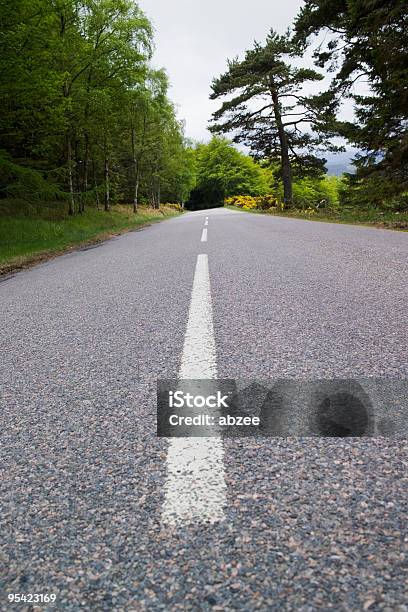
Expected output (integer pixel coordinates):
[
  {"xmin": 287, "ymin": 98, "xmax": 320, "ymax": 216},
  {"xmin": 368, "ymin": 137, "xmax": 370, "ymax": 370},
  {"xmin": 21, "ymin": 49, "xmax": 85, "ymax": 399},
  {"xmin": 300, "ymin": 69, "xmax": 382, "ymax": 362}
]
[{"xmin": 1, "ymin": 208, "xmax": 407, "ymax": 610}]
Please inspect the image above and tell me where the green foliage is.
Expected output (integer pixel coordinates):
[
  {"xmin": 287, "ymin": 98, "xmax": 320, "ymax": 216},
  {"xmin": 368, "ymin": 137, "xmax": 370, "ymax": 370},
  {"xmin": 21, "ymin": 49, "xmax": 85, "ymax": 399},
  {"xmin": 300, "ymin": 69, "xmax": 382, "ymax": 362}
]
[
  {"xmin": 0, "ymin": 0, "xmax": 195, "ymax": 214},
  {"xmin": 294, "ymin": 0, "xmax": 408, "ymax": 195},
  {"xmin": 210, "ymin": 30, "xmax": 341, "ymax": 205},
  {"xmin": 188, "ymin": 137, "xmax": 270, "ymax": 209},
  {"xmin": 338, "ymin": 175, "xmax": 408, "ymax": 212},
  {"xmin": 273, "ymin": 174, "xmax": 341, "ymax": 210},
  {"xmin": 0, "ymin": 151, "xmax": 65, "ymax": 202},
  {"xmin": 210, "ymin": 4, "xmax": 407, "ymax": 212}
]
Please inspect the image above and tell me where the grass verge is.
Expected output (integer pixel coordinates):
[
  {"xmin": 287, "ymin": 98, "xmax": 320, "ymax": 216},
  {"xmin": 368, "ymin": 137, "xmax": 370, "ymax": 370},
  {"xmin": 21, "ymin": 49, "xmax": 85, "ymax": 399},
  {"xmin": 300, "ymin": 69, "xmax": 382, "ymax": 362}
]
[
  {"xmin": 226, "ymin": 205, "xmax": 408, "ymax": 230},
  {"xmin": 0, "ymin": 202, "xmax": 182, "ymax": 275}
]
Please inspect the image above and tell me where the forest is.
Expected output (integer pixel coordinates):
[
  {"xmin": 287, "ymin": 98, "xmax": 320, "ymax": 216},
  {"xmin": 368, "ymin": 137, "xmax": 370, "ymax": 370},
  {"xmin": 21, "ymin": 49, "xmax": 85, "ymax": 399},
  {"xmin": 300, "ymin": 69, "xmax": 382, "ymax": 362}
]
[
  {"xmin": 0, "ymin": 0, "xmax": 407, "ymax": 270},
  {"xmin": 0, "ymin": 0, "xmax": 196, "ymax": 214}
]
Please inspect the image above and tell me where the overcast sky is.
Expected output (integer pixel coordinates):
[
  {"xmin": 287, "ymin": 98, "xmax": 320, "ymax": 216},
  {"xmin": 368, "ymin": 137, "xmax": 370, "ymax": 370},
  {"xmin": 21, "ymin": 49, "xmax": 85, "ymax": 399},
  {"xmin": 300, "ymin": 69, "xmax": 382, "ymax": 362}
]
[{"xmin": 144, "ymin": 0, "xmax": 304, "ymax": 142}]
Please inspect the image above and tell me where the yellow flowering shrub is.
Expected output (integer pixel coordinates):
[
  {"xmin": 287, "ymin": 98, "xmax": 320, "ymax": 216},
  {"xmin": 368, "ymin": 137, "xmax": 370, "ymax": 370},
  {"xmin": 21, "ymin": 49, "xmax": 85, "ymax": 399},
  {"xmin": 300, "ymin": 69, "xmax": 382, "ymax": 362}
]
[
  {"xmin": 256, "ymin": 194, "xmax": 279, "ymax": 210},
  {"xmin": 224, "ymin": 194, "xmax": 279, "ymax": 210},
  {"xmin": 163, "ymin": 203, "xmax": 183, "ymax": 211}
]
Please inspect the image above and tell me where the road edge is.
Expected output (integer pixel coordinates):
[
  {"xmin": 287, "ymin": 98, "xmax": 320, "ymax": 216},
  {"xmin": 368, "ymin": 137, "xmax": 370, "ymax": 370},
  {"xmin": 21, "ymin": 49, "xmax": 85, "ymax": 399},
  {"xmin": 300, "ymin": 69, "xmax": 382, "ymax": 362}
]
[
  {"xmin": 0, "ymin": 209, "xmax": 183, "ymax": 278},
  {"xmin": 226, "ymin": 206, "xmax": 408, "ymax": 232}
]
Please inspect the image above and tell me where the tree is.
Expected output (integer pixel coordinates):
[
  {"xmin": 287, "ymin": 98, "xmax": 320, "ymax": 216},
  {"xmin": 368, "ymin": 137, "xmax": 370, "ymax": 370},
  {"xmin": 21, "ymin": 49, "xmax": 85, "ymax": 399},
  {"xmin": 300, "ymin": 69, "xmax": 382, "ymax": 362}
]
[
  {"xmin": 210, "ymin": 30, "xmax": 340, "ymax": 206},
  {"xmin": 169, "ymin": 143, "xmax": 197, "ymax": 208},
  {"xmin": 188, "ymin": 137, "xmax": 269, "ymax": 210},
  {"xmin": 122, "ymin": 87, "xmax": 151, "ymax": 213},
  {"xmin": 117, "ymin": 69, "xmax": 196, "ymax": 210},
  {"xmin": 76, "ymin": 0, "xmax": 152, "ymax": 212},
  {"xmin": 294, "ymin": 0, "xmax": 408, "ymax": 195}
]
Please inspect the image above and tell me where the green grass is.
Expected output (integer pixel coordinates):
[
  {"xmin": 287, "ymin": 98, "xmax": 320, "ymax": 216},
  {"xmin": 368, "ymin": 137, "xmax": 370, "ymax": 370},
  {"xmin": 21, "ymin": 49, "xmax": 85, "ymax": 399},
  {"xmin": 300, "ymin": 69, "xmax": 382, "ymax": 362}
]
[
  {"xmin": 0, "ymin": 201, "xmax": 182, "ymax": 273},
  {"xmin": 227, "ymin": 205, "xmax": 408, "ymax": 230}
]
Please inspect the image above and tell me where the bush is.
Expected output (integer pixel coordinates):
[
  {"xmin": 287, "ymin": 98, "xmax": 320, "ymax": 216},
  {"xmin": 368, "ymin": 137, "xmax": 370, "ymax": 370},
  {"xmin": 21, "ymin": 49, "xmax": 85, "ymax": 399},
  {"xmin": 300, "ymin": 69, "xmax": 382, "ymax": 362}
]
[
  {"xmin": 339, "ymin": 175, "xmax": 408, "ymax": 212},
  {"xmin": 0, "ymin": 150, "xmax": 66, "ymax": 203},
  {"xmin": 275, "ymin": 175, "xmax": 341, "ymax": 210},
  {"xmin": 224, "ymin": 194, "xmax": 278, "ymax": 210},
  {"xmin": 225, "ymin": 195, "xmax": 257, "ymax": 209},
  {"xmin": 162, "ymin": 202, "xmax": 183, "ymax": 211},
  {"xmin": 256, "ymin": 194, "xmax": 279, "ymax": 210}
]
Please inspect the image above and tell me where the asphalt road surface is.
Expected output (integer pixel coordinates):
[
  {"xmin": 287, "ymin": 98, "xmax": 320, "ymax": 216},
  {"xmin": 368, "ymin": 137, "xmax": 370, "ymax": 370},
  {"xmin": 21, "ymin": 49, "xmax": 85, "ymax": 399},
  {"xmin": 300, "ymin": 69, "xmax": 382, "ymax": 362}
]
[{"xmin": 1, "ymin": 208, "xmax": 407, "ymax": 610}]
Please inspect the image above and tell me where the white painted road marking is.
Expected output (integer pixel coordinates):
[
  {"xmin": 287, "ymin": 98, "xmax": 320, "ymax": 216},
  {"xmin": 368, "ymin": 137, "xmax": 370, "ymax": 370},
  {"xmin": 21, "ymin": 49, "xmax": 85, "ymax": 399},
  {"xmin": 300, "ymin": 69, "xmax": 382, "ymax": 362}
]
[
  {"xmin": 201, "ymin": 228, "xmax": 208, "ymax": 242},
  {"xmin": 205, "ymin": 219, "xmax": 209, "ymax": 226},
  {"xmin": 162, "ymin": 254, "xmax": 226, "ymax": 525}
]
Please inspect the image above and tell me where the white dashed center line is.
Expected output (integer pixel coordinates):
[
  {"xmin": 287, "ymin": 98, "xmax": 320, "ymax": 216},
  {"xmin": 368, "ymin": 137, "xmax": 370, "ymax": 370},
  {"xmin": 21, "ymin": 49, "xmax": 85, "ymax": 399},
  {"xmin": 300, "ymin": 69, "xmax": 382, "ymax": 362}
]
[
  {"xmin": 201, "ymin": 228, "xmax": 208, "ymax": 242},
  {"xmin": 162, "ymin": 254, "xmax": 226, "ymax": 525}
]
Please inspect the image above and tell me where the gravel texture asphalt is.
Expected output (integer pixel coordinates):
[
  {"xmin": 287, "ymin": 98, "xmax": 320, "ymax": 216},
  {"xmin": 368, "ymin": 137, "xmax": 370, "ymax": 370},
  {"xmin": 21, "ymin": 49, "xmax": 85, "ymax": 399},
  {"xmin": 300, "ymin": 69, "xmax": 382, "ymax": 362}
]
[{"xmin": 1, "ymin": 208, "xmax": 407, "ymax": 611}]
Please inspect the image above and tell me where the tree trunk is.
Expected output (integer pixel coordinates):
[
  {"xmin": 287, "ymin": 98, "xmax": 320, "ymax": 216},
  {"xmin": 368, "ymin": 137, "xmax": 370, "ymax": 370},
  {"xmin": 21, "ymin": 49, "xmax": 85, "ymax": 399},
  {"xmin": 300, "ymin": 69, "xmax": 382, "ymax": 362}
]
[
  {"xmin": 157, "ymin": 178, "xmax": 161, "ymax": 210},
  {"xmin": 150, "ymin": 176, "xmax": 155, "ymax": 208},
  {"xmin": 82, "ymin": 65, "xmax": 93, "ymax": 214},
  {"xmin": 82, "ymin": 132, "xmax": 90, "ymax": 213},
  {"xmin": 67, "ymin": 134, "xmax": 75, "ymax": 215},
  {"xmin": 131, "ymin": 128, "xmax": 139, "ymax": 214},
  {"xmin": 92, "ymin": 157, "xmax": 100, "ymax": 210},
  {"xmin": 104, "ymin": 139, "xmax": 110, "ymax": 212},
  {"xmin": 104, "ymin": 158, "xmax": 110, "ymax": 212},
  {"xmin": 133, "ymin": 178, "xmax": 139, "ymax": 214},
  {"xmin": 270, "ymin": 81, "xmax": 293, "ymax": 207},
  {"xmin": 74, "ymin": 137, "xmax": 83, "ymax": 214}
]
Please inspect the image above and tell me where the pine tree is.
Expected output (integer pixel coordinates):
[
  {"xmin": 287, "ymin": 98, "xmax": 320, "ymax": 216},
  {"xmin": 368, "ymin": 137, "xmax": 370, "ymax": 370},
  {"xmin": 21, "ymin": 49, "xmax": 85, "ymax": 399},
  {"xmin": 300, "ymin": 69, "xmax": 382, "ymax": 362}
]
[
  {"xmin": 295, "ymin": 0, "xmax": 408, "ymax": 194},
  {"xmin": 210, "ymin": 30, "xmax": 340, "ymax": 206}
]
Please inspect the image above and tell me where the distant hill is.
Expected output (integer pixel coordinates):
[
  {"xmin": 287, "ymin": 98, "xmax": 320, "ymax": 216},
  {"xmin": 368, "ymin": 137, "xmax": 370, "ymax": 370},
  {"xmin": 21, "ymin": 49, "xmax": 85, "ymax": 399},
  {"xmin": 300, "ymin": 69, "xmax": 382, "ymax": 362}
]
[{"xmin": 325, "ymin": 150, "xmax": 357, "ymax": 176}]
